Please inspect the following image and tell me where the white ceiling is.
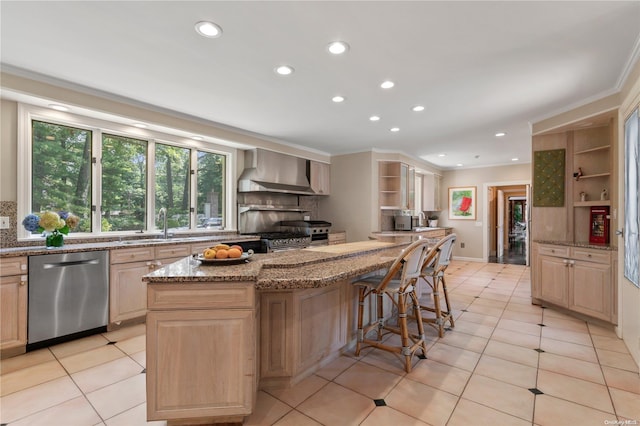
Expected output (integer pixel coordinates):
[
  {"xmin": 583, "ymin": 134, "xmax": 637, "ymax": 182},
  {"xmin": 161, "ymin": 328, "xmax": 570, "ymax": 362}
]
[{"xmin": 1, "ymin": 1, "xmax": 639, "ymax": 169}]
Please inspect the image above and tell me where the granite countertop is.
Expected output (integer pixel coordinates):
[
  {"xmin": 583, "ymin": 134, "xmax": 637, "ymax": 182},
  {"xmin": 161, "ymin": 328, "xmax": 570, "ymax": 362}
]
[
  {"xmin": 144, "ymin": 240, "xmax": 409, "ymax": 290},
  {"xmin": 534, "ymin": 240, "xmax": 618, "ymax": 251},
  {"xmin": 0, "ymin": 234, "xmax": 261, "ymax": 258}
]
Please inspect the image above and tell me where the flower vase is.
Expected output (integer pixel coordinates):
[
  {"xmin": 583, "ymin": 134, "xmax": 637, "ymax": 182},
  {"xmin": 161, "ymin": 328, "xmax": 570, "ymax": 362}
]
[{"xmin": 45, "ymin": 231, "xmax": 64, "ymax": 248}]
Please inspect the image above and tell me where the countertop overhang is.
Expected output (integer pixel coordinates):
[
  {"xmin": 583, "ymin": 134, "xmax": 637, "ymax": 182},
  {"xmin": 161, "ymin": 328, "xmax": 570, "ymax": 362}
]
[{"xmin": 143, "ymin": 240, "xmax": 411, "ymax": 290}]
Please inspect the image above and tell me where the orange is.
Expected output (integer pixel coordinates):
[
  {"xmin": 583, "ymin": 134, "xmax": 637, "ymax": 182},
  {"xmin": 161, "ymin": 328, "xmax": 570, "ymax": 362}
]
[
  {"xmin": 230, "ymin": 245, "xmax": 243, "ymax": 252},
  {"xmin": 203, "ymin": 248, "xmax": 216, "ymax": 259},
  {"xmin": 215, "ymin": 249, "xmax": 229, "ymax": 259},
  {"xmin": 227, "ymin": 248, "xmax": 242, "ymax": 258}
]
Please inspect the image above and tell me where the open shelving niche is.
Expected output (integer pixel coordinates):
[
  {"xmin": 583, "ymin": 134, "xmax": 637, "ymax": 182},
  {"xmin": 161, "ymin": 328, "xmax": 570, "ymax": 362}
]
[{"xmin": 571, "ymin": 120, "xmax": 615, "ymax": 243}]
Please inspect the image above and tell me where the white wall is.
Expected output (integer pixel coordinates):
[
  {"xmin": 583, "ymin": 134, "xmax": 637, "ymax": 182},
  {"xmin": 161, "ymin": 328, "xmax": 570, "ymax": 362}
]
[
  {"xmin": 441, "ymin": 164, "xmax": 532, "ymax": 260},
  {"xmin": 0, "ymin": 99, "xmax": 18, "ymax": 201}
]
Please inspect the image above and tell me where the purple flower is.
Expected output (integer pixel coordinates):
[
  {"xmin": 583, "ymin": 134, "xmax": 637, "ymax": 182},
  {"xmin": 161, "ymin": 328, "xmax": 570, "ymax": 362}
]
[
  {"xmin": 58, "ymin": 211, "xmax": 69, "ymax": 220},
  {"xmin": 22, "ymin": 214, "xmax": 41, "ymax": 232}
]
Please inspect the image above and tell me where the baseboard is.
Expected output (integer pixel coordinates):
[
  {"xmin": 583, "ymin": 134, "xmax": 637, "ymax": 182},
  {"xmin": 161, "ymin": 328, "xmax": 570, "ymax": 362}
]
[{"xmin": 452, "ymin": 256, "xmax": 484, "ymax": 262}]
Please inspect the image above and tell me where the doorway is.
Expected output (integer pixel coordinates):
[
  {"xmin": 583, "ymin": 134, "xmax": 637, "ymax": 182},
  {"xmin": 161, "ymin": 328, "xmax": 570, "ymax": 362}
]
[{"xmin": 487, "ymin": 184, "xmax": 529, "ymax": 265}]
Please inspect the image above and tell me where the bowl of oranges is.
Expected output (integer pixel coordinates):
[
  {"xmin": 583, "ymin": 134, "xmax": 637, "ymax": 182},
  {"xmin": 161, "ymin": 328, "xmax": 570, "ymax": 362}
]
[{"xmin": 195, "ymin": 244, "xmax": 253, "ymax": 265}]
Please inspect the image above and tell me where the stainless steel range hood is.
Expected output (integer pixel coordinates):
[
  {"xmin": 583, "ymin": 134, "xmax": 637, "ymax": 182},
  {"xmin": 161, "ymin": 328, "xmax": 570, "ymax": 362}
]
[{"xmin": 238, "ymin": 148, "xmax": 315, "ymax": 195}]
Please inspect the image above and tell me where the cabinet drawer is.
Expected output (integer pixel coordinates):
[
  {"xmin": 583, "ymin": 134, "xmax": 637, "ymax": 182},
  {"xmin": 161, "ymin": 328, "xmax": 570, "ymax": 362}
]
[
  {"xmin": 328, "ymin": 232, "xmax": 346, "ymax": 243},
  {"xmin": 537, "ymin": 245, "xmax": 570, "ymax": 258},
  {"xmin": 155, "ymin": 245, "xmax": 190, "ymax": 260},
  {"xmin": 571, "ymin": 248, "xmax": 610, "ymax": 264},
  {"xmin": 0, "ymin": 257, "xmax": 28, "ymax": 277},
  {"xmin": 111, "ymin": 247, "xmax": 155, "ymax": 264},
  {"xmin": 148, "ymin": 282, "xmax": 255, "ymax": 310}
]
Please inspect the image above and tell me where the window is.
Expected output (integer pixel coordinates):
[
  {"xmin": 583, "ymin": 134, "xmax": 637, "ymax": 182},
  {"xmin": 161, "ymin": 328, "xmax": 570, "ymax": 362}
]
[
  {"xmin": 31, "ymin": 120, "xmax": 92, "ymax": 232},
  {"xmin": 101, "ymin": 134, "xmax": 147, "ymax": 232},
  {"xmin": 155, "ymin": 144, "xmax": 191, "ymax": 230},
  {"xmin": 20, "ymin": 105, "xmax": 232, "ymax": 238},
  {"xmin": 197, "ymin": 151, "xmax": 226, "ymax": 229}
]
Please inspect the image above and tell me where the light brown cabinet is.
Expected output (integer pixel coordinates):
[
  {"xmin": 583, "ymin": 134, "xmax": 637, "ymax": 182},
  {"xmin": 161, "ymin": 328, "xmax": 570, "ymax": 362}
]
[
  {"xmin": 146, "ymin": 282, "xmax": 256, "ymax": 423},
  {"xmin": 328, "ymin": 231, "xmax": 346, "ymax": 245},
  {"xmin": 532, "ymin": 243, "xmax": 615, "ymax": 323},
  {"xmin": 379, "ymin": 161, "xmax": 414, "ymax": 210},
  {"xmin": 310, "ymin": 160, "xmax": 331, "ymax": 195},
  {"xmin": 422, "ymin": 173, "xmax": 442, "ymax": 211},
  {"xmin": 0, "ymin": 257, "xmax": 28, "ymax": 356},
  {"xmin": 260, "ymin": 281, "xmax": 349, "ymax": 388},
  {"xmin": 109, "ymin": 244, "xmax": 191, "ymax": 324}
]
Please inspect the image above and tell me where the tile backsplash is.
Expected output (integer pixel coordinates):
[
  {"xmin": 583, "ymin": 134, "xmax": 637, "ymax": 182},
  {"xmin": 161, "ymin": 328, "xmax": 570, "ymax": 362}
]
[{"xmin": 0, "ymin": 201, "xmax": 18, "ymax": 248}]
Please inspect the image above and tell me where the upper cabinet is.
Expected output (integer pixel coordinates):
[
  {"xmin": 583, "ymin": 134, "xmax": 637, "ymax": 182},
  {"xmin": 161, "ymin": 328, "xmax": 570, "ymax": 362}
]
[
  {"xmin": 379, "ymin": 161, "xmax": 414, "ymax": 210},
  {"xmin": 422, "ymin": 173, "xmax": 442, "ymax": 211},
  {"xmin": 309, "ymin": 161, "xmax": 330, "ymax": 195}
]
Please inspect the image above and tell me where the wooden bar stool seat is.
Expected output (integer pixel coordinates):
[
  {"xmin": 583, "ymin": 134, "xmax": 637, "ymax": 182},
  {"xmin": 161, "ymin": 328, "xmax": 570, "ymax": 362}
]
[{"xmin": 353, "ymin": 239, "xmax": 431, "ymax": 373}]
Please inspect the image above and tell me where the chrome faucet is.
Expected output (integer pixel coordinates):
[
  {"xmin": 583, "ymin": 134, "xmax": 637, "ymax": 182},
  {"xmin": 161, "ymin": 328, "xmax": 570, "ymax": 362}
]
[
  {"xmin": 418, "ymin": 211, "xmax": 426, "ymax": 227},
  {"xmin": 158, "ymin": 207, "xmax": 168, "ymax": 239}
]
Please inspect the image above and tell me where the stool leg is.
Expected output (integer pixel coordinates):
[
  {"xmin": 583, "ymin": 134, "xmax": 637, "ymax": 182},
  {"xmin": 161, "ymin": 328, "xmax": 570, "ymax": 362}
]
[
  {"xmin": 397, "ymin": 292, "xmax": 412, "ymax": 373},
  {"xmin": 376, "ymin": 292, "xmax": 384, "ymax": 340},
  {"xmin": 431, "ymin": 274, "xmax": 445, "ymax": 338},
  {"xmin": 410, "ymin": 290, "xmax": 428, "ymax": 357},
  {"xmin": 441, "ymin": 275, "xmax": 454, "ymax": 328},
  {"xmin": 355, "ymin": 286, "xmax": 366, "ymax": 356}
]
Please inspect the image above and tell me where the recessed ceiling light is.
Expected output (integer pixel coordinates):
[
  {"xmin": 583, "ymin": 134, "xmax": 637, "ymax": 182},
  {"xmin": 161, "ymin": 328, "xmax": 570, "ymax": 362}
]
[
  {"xmin": 195, "ymin": 21, "xmax": 222, "ymax": 38},
  {"xmin": 133, "ymin": 123, "xmax": 147, "ymax": 129},
  {"xmin": 412, "ymin": 105, "xmax": 425, "ymax": 112},
  {"xmin": 332, "ymin": 95, "xmax": 345, "ymax": 103},
  {"xmin": 49, "ymin": 104, "xmax": 69, "ymax": 112},
  {"xmin": 369, "ymin": 115, "xmax": 381, "ymax": 121},
  {"xmin": 380, "ymin": 80, "xmax": 395, "ymax": 89},
  {"xmin": 275, "ymin": 65, "xmax": 294, "ymax": 75},
  {"xmin": 390, "ymin": 127, "xmax": 400, "ymax": 132},
  {"xmin": 438, "ymin": 154, "xmax": 446, "ymax": 157},
  {"xmin": 512, "ymin": 157, "xmax": 519, "ymax": 161},
  {"xmin": 495, "ymin": 132, "xmax": 506, "ymax": 137},
  {"xmin": 456, "ymin": 164, "xmax": 464, "ymax": 167},
  {"xmin": 327, "ymin": 41, "xmax": 349, "ymax": 55},
  {"xmin": 192, "ymin": 136, "xmax": 203, "ymax": 141}
]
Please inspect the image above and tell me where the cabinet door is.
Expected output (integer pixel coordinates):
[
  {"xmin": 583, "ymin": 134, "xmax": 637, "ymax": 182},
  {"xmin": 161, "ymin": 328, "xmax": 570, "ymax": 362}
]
[
  {"xmin": 538, "ymin": 255, "xmax": 569, "ymax": 307},
  {"xmin": 310, "ymin": 161, "xmax": 330, "ymax": 195},
  {"xmin": 146, "ymin": 309, "xmax": 255, "ymax": 421},
  {"xmin": 110, "ymin": 261, "xmax": 152, "ymax": 323},
  {"xmin": 422, "ymin": 174, "xmax": 436, "ymax": 211},
  {"xmin": 0, "ymin": 274, "xmax": 27, "ymax": 350},
  {"xmin": 570, "ymin": 260, "xmax": 612, "ymax": 321},
  {"xmin": 400, "ymin": 163, "xmax": 408, "ymax": 209}
]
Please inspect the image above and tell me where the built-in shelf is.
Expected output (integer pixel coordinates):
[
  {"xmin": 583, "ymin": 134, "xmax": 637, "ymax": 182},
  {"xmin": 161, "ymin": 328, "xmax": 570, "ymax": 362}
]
[
  {"xmin": 574, "ymin": 145, "xmax": 610, "ymax": 155},
  {"xmin": 577, "ymin": 172, "xmax": 611, "ymax": 180},
  {"xmin": 573, "ymin": 200, "xmax": 611, "ymax": 207}
]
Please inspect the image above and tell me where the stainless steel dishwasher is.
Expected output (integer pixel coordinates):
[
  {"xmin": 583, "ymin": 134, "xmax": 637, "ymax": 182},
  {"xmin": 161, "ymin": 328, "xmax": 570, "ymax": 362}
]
[{"xmin": 28, "ymin": 250, "xmax": 109, "ymax": 347}]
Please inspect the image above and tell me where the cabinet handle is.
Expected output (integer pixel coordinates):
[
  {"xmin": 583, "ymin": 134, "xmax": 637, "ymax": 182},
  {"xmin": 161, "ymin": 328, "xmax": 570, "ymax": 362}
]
[
  {"xmin": 20, "ymin": 275, "xmax": 27, "ymax": 285},
  {"xmin": 551, "ymin": 249, "xmax": 555, "ymax": 253}
]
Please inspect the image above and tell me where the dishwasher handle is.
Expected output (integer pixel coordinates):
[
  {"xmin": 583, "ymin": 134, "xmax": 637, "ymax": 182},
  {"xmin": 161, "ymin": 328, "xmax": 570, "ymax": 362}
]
[{"xmin": 43, "ymin": 259, "xmax": 101, "ymax": 269}]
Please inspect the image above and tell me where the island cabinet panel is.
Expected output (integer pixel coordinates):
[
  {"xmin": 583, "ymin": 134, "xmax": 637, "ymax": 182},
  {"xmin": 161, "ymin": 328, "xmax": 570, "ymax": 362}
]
[
  {"xmin": 0, "ymin": 257, "xmax": 28, "ymax": 356},
  {"xmin": 260, "ymin": 281, "xmax": 350, "ymax": 388},
  {"xmin": 146, "ymin": 281, "xmax": 256, "ymax": 424}
]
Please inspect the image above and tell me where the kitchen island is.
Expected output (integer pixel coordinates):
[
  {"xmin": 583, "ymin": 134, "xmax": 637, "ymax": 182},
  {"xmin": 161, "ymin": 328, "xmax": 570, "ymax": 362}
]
[{"xmin": 143, "ymin": 240, "xmax": 412, "ymax": 425}]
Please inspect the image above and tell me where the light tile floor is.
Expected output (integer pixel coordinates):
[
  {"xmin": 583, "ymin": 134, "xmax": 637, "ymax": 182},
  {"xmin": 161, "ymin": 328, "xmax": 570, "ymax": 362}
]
[{"xmin": 1, "ymin": 261, "xmax": 639, "ymax": 425}]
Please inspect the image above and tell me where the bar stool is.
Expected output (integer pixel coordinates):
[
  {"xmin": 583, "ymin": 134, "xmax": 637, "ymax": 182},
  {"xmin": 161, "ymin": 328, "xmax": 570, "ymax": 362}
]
[
  {"xmin": 417, "ymin": 233, "xmax": 457, "ymax": 337},
  {"xmin": 353, "ymin": 239, "xmax": 431, "ymax": 373}
]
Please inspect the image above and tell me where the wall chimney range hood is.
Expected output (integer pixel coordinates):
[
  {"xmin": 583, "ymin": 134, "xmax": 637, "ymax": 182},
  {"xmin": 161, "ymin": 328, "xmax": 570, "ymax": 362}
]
[{"xmin": 238, "ymin": 148, "xmax": 315, "ymax": 195}]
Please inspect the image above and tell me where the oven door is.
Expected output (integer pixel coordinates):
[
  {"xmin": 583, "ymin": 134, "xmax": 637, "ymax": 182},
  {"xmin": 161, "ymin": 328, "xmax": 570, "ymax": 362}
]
[{"xmin": 309, "ymin": 233, "xmax": 329, "ymax": 246}]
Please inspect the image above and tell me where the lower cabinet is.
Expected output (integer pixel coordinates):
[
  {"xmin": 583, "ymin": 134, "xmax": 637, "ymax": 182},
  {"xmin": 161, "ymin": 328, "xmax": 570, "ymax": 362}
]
[
  {"xmin": 0, "ymin": 257, "xmax": 28, "ymax": 356},
  {"xmin": 109, "ymin": 244, "xmax": 191, "ymax": 324},
  {"xmin": 532, "ymin": 243, "xmax": 616, "ymax": 323},
  {"xmin": 328, "ymin": 231, "xmax": 346, "ymax": 245},
  {"xmin": 260, "ymin": 281, "xmax": 349, "ymax": 388},
  {"xmin": 146, "ymin": 282, "xmax": 256, "ymax": 423}
]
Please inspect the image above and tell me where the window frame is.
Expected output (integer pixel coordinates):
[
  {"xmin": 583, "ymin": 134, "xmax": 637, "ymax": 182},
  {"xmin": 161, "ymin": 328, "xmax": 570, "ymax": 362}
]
[{"xmin": 17, "ymin": 103, "xmax": 236, "ymax": 240}]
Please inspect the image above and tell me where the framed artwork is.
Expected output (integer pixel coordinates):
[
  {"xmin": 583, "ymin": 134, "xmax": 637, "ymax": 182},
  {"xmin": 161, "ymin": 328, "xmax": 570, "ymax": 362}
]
[{"xmin": 449, "ymin": 186, "xmax": 476, "ymax": 220}]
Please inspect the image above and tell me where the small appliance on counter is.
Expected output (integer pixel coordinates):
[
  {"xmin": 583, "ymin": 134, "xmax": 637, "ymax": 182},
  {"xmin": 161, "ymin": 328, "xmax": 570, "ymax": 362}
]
[
  {"xmin": 589, "ymin": 206, "xmax": 610, "ymax": 244},
  {"xmin": 394, "ymin": 215, "xmax": 412, "ymax": 231}
]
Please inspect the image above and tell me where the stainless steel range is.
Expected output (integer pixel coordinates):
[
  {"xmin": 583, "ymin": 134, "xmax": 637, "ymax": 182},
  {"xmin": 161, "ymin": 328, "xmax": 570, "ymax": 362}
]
[
  {"xmin": 258, "ymin": 232, "xmax": 312, "ymax": 252},
  {"xmin": 279, "ymin": 220, "xmax": 332, "ymax": 246}
]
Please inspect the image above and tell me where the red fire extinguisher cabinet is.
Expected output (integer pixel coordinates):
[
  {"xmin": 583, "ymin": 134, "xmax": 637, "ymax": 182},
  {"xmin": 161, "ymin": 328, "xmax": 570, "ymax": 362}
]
[{"xmin": 589, "ymin": 206, "xmax": 610, "ymax": 245}]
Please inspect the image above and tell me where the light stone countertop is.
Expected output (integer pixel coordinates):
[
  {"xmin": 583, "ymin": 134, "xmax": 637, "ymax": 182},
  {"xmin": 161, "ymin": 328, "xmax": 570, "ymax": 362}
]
[
  {"xmin": 143, "ymin": 240, "xmax": 410, "ymax": 290},
  {"xmin": 534, "ymin": 240, "xmax": 618, "ymax": 251},
  {"xmin": 0, "ymin": 234, "xmax": 261, "ymax": 258}
]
